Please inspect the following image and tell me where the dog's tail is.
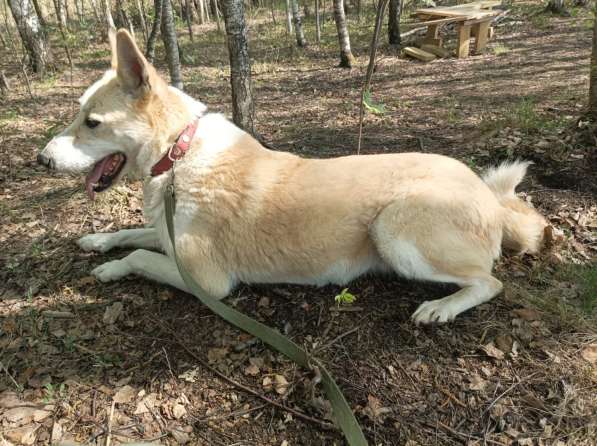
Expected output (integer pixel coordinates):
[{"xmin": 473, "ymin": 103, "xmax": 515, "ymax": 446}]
[{"xmin": 483, "ymin": 161, "xmax": 547, "ymax": 254}]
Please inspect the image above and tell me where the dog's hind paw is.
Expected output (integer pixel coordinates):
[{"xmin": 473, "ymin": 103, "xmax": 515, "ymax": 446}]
[
  {"xmin": 78, "ymin": 233, "xmax": 115, "ymax": 253},
  {"xmin": 412, "ymin": 299, "xmax": 457, "ymax": 325},
  {"xmin": 92, "ymin": 260, "xmax": 131, "ymax": 282}
]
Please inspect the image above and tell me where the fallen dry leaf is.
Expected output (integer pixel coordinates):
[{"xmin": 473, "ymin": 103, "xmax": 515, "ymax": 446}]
[
  {"xmin": 581, "ymin": 344, "xmax": 597, "ymax": 364},
  {"xmin": 103, "ymin": 302, "xmax": 123, "ymax": 325},
  {"xmin": 362, "ymin": 394, "xmax": 391, "ymax": 421},
  {"xmin": 274, "ymin": 375, "xmax": 289, "ymax": 395},
  {"xmin": 481, "ymin": 342, "xmax": 505, "ymax": 360},
  {"xmin": 113, "ymin": 385, "xmax": 136, "ymax": 404},
  {"xmin": 512, "ymin": 308, "xmax": 541, "ymax": 321},
  {"xmin": 469, "ymin": 374, "xmax": 488, "ymax": 391},
  {"xmin": 262, "ymin": 376, "xmax": 273, "ymax": 392},
  {"xmin": 207, "ymin": 347, "xmax": 228, "ymax": 363},
  {"xmin": 244, "ymin": 363, "xmax": 260, "ymax": 376},
  {"xmin": 173, "ymin": 403, "xmax": 187, "ymax": 419}
]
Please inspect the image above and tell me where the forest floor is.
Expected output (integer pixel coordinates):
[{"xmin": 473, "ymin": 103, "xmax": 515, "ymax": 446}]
[{"xmin": 1, "ymin": 1, "xmax": 596, "ymax": 445}]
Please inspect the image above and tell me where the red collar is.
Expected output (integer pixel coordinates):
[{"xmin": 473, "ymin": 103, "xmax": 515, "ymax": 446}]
[{"xmin": 150, "ymin": 118, "xmax": 199, "ymax": 176}]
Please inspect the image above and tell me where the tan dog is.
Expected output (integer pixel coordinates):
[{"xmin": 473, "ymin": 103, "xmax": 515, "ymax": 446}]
[{"xmin": 37, "ymin": 30, "xmax": 547, "ymax": 324}]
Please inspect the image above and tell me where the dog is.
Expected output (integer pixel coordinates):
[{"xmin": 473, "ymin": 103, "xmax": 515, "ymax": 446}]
[{"xmin": 37, "ymin": 29, "xmax": 548, "ymax": 324}]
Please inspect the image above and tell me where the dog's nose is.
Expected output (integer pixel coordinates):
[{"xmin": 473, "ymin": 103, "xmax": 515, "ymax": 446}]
[{"xmin": 37, "ymin": 153, "xmax": 54, "ymax": 169}]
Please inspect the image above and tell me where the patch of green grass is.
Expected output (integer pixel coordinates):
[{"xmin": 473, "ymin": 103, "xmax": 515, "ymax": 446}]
[
  {"xmin": 480, "ymin": 98, "xmax": 565, "ymax": 135},
  {"xmin": 492, "ymin": 44, "xmax": 510, "ymax": 56},
  {"xmin": 567, "ymin": 265, "xmax": 597, "ymax": 315}
]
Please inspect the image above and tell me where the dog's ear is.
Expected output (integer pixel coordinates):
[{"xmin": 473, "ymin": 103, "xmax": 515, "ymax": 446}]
[{"xmin": 115, "ymin": 29, "xmax": 150, "ymax": 94}]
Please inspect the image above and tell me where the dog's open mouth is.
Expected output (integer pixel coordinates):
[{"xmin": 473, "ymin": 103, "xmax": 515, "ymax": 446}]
[{"xmin": 85, "ymin": 153, "xmax": 126, "ymax": 200}]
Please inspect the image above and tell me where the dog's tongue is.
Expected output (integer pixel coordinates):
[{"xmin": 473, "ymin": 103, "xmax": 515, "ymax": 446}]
[{"xmin": 85, "ymin": 155, "xmax": 113, "ymax": 200}]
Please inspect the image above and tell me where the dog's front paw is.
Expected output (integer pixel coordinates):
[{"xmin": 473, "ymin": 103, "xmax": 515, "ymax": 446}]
[
  {"xmin": 78, "ymin": 233, "xmax": 116, "ymax": 253},
  {"xmin": 92, "ymin": 260, "xmax": 131, "ymax": 282},
  {"xmin": 412, "ymin": 299, "xmax": 457, "ymax": 325}
]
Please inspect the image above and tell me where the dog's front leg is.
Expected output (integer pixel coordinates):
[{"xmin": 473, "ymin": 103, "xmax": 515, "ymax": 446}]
[
  {"xmin": 90, "ymin": 249, "xmax": 234, "ymax": 298},
  {"xmin": 91, "ymin": 249, "xmax": 192, "ymax": 293},
  {"xmin": 78, "ymin": 228, "xmax": 161, "ymax": 253}
]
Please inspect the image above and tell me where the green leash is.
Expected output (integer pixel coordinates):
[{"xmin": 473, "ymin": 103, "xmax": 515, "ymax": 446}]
[{"xmin": 164, "ymin": 185, "xmax": 367, "ymax": 446}]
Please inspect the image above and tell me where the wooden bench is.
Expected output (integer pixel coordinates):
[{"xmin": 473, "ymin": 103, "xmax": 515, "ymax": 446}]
[{"xmin": 413, "ymin": 1, "xmax": 502, "ymax": 58}]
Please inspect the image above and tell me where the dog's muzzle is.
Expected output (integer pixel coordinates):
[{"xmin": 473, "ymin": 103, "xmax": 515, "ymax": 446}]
[{"xmin": 37, "ymin": 152, "xmax": 55, "ymax": 170}]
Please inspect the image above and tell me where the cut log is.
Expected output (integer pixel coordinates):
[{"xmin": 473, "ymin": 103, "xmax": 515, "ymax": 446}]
[
  {"xmin": 403, "ymin": 47, "xmax": 436, "ymax": 62},
  {"xmin": 420, "ymin": 44, "xmax": 451, "ymax": 58}
]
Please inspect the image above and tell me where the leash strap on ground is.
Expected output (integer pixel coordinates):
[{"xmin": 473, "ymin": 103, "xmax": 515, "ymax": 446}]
[{"xmin": 164, "ymin": 185, "xmax": 367, "ymax": 446}]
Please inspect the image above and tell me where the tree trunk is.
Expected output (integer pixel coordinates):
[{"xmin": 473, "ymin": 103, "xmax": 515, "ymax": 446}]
[
  {"xmin": 89, "ymin": 0, "xmax": 102, "ymax": 25},
  {"xmin": 589, "ymin": 1, "xmax": 597, "ymax": 118},
  {"xmin": 8, "ymin": 0, "xmax": 52, "ymax": 74},
  {"xmin": 546, "ymin": 0, "xmax": 569, "ymax": 15},
  {"xmin": 31, "ymin": 0, "xmax": 47, "ymax": 27},
  {"xmin": 221, "ymin": 0, "xmax": 255, "ymax": 134},
  {"xmin": 290, "ymin": 0, "xmax": 306, "ymax": 46},
  {"xmin": 388, "ymin": 0, "xmax": 400, "ymax": 45},
  {"xmin": 213, "ymin": 0, "xmax": 222, "ymax": 32},
  {"xmin": 315, "ymin": 0, "xmax": 320, "ymax": 43},
  {"xmin": 284, "ymin": 0, "xmax": 292, "ymax": 33},
  {"xmin": 161, "ymin": 0, "xmax": 183, "ymax": 89},
  {"xmin": 53, "ymin": 0, "xmax": 67, "ymax": 28},
  {"xmin": 103, "ymin": 0, "xmax": 116, "ymax": 28},
  {"xmin": 134, "ymin": 0, "xmax": 149, "ymax": 40},
  {"xmin": 74, "ymin": 0, "xmax": 83, "ymax": 24},
  {"xmin": 185, "ymin": 0, "xmax": 194, "ymax": 40},
  {"xmin": 333, "ymin": 0, "xmax": 353, "ymax": 67},
  {"xmin": 269, "ymin": 0, "xmax": 276, "ymax": 25},
  {"xmin": 145, "ymin": 0, "xmax": 162, "ymax": 61}
]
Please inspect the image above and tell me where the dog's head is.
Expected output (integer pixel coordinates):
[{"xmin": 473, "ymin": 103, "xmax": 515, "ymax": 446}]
[{"xmin": 38, "ymin": 29, "xmax": 202, "ymax": 199}]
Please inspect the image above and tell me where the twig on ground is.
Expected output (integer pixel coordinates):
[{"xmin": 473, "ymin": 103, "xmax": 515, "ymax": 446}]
[
  {"xmin": 483, "ymin": 372, "xmax": 539, "ymax": 416},
  {"xmin": 105, "ymin": 401, "xmax": 115, "ymax": 446},
  {"xmin": 314, "ymin": 325, "xmax": 360, "ymax": 354},
  {"xmin": 160, "ymin": 323, "xmax": 337, "ymax": 431}
]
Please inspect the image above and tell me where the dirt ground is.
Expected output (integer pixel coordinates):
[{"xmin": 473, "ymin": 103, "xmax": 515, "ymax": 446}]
[{"xmin": 1, "ymin": 1, "xmax": 596, "ymax": 445}]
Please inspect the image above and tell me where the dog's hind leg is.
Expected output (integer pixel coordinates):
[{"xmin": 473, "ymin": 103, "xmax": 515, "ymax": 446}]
[
  {"xmin": 91, "ymin": 249, "xmax": 234, "ymax": 298},
  {"xmin": 78, "ymin": 228, "xmax": 161, "ymax": 253},
  {"xmin": 371, "ymin": 199, "xmax": 503, "ymax": 324}
]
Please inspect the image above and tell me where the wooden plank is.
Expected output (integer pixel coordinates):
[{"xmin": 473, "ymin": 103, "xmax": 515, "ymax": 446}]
[
  {"xmin": 423, "ymin": 24, "xmax": 442, "ymax": 46},
  {"xmin": 421, "ymin": 44, "xmax": 452, "ymax": 58},
  {"xmin": 403, "ymin": 47, "xmax": 436, "ymax": 62},
  {"xmin": 408, "ymin": 15, "xmax": 469, "ymax": 27},
  {"xmin": 457, "ymin": 24, "xmax": 471, "ymax": 58},
  {"xmin": 474, "ymin": 21, "xmax": 490, "ymax": 52}
]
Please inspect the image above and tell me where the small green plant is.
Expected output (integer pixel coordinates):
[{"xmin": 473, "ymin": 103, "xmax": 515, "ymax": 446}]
[
  {"xmin": 43, "ymin": 382, "xmax": 66, "ymax": 403},
  {"xmin": 363, "ymin": 90, "xmax": 386, "ymax": 116},
  {"xmin": 334, "ymin": 288, "xmax": 357, "ymax": 306},
  {"xmin": 492, "ymin": 44, "xmax": 510, "ymax": 56}
]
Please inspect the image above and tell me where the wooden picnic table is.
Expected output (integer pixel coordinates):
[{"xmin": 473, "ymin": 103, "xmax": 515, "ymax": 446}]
[{"xmin": 413, "ymin": 1, "xmax": 502, "ymax": 58}]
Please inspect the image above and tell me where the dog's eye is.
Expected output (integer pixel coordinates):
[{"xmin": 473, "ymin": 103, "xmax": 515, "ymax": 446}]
[{"xmin": 85, "ymin": 118, "xmax": 101, "ymax": 129}]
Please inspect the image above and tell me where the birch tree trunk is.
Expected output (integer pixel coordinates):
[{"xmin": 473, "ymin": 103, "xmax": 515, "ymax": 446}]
[
  {"xmin": 221, "ymin": 0, "xmax": 255, "ymax": 134},
  {"xmin": 315, "ymin": 0, "xmax": 320, "ymax": 43},
  {"xmin": 589, "ymin": 1, "xmax": 597, "ymax": 118},
  {"xmin": 89, "ymin": 0, "xmax": 102, "ymax": 24},
  {"xmin": 31, "ymin": 0, "xmax": 47, "ymax": 27},
  {"xmin": 8, "ymin": 0, "xmax": 52, "ymax": 74},
  {"xmin": 161, "ymin": 0, "xmax": 183, "ymax": 89},
  {"xmin": 388, "ymin": 0, "xmax": 400, "ymax": 45},
  {"xmin": 290, "ymin": 0, "xmax": 306, "ymax": 47},
  {"xmin": 134, "ymin": 0, "xmax": 149, "ymax": 40},
  {"xmin": 333, "ymin": 0, "xmax": 353, "ymax": 67},
  {"xmin": 284, "ymin": 0, "xmax": 292, "ymax": 33},
  {"xmin": 145, "ymin": 0, "xmax": 162, "ymax": 61},
  {"xmin": 103, "ymin": 0, "xmax": 115, "ymax": 28},
  {"xmin": 53, "ymin": 0, "xmax": 67, "ymax": 28}
]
